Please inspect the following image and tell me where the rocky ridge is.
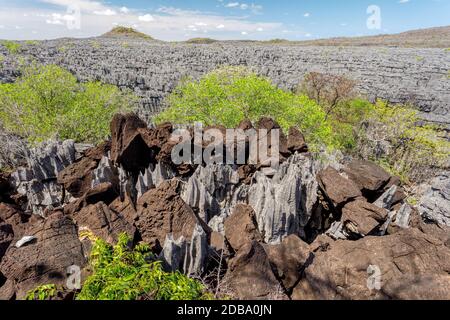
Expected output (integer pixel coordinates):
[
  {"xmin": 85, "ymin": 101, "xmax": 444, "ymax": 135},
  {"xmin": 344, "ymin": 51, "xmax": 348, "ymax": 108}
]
[{"xmin": 0, "ymin": 113, "xmax": 449, "ymax": 300}]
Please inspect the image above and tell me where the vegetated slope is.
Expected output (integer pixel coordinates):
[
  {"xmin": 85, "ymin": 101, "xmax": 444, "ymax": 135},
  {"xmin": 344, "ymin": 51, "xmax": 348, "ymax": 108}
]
[
  {"xmin": 291, "ymin": 26, "xmax": 450, "ymax": 48},
  {"xmin": 101, "ymin": 26, "xmax": 154, "ymax": 40},
  {"xmin": 185, "ymin": 38, "xmax": 218, "ymax": 44}
]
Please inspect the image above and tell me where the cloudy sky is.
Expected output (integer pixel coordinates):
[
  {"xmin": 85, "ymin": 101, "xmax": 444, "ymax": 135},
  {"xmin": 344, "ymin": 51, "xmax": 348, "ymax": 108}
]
[{"xmin": 0, "ymin": 0, "xmax": 449, "ymax": 40}]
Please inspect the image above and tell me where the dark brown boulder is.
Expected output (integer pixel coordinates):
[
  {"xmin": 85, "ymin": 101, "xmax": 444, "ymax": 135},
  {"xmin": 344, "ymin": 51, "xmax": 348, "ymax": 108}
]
[
  {"xmin": 317, "ymin": 167, "xmax": 362, "ymax": 208},
  {"xmin": 264, "ymin": 235, "xmax": 311, "ymax": 291},
  {"xmin": 144, "ymin": 122, "xmax": 174, "ymax": 150},
  {"xmin": 0, "ymin": 279, "xmax": 15, "ymax": 300},
  {"xmin": 0, "ymin": 222, "xmax": 13, "ymax": 261},
  {"xmin": 341, "ymin": 200, "xmax": 388, "ymax": 237},
  {"xmin": 110, "ymin": 113, "xmax": 155, "ymax": 174},
  {"xmin": 225, "ymin": 241, "xmax": 287, "ymax": 300},
  {"xmin": 135, "ymin": 179, "xmax": 204, "ymax": 251},
  {"xmin": 287, "ymin": 127, "xmax": 308, "ymax": 153},
  {"xmin": 292, "ymin": 228, "xmax": 450, "ymax": 300},
  {"xmin": 0, "ymin": 203, "xmax": 28, "ymax": 238},
  {"xmin": 257, "ymin": 117, "xmax": 280, "ymax": 131},
  {"xmin": 0, "ymin": 212, "xmax": 86, "ymax": 299},
  {"xmin": 57, "ymin": 141, "xmax": 111, "ymax": 198},
  {"xmin": 0, "ymin": 171, "xmax": 11, "ymax": 200},
  {"xmin": 237, "ymin": 165, "xmax": 256, "ymax": 184},
  {"xmin": 237, "ymin": 119, "xmax": 254, "ymax": 131},
  {"xmin": 64, "ymin": 182, "xmax": 118, "ymax": 216},
  {"xmin": 109, "ymin": 195, "xmax": 138, "ymax": 226},
  {"xmin": 74, "ymin": 202, "xmax": 135, "ymax": 244},
  {"xmin": 224, "ymin": 204, "xmax": 262, "ymax": 252},
  {"xmin": 343, "ymin": 160, "xmax": 391, "ymax": 199}
]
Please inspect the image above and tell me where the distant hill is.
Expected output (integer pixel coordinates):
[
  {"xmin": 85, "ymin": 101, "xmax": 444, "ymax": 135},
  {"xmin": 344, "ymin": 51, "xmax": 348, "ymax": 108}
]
[
  {"xmin": 185, "ymin": 38, "xmax": 218, "ymax": 44},
  {"xmin": 290, "ymin": 26, "xmax": 450, "ymax": 48},
  {"xmin": 102, "ymin": 27, "xmax": 154, "ymax": 40}
]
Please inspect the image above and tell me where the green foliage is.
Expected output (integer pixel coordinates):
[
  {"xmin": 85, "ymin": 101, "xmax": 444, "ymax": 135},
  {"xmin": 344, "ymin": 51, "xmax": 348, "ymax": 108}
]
[
  {"xmin": 1, "ymin": 40, "xmax": 21, "ymax": 54},
  {"xmin": 0, "ymin": 64, "xmax": 136, "ymax": 144},
  {"xmin": 25, "ymin": 284, "xmax": 57, "ymax": 300},
  {"xmin": 25, "ymin": 40, "xmax": 39, "ymax": 46},
  {"xmin": 77, "ymin": 234, "xmax": 212, "ymax": 300},
  {"xmin": 156, "ymin": 66, "xmax": 335, "ymax": 149},
  {"xmin": 328, "ymin": 98, "xmax": 375, "ymax": 150}
]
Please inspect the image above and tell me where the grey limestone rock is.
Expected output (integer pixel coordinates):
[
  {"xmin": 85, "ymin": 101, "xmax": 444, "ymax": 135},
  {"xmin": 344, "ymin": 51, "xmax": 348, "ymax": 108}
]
[{"xmin": 418, "ymin": 172, "xmax": 450, "ymax": 226}]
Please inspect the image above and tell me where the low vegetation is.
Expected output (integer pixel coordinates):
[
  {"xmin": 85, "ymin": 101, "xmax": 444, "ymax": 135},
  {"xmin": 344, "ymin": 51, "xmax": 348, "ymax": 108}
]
[
  {"xmin": 0, "ymin": 63, "xmax": 137, "ymax": 144},
  {"xmin": 1, "ymin": 40, "xmax": 22, "ymax": 54},
  {"xmin": 24, "ymin": 234, "xmax": 212, "ymax": 300},
  {"xmin": 77, "ymin": 234, "xmax": 212, "ymax": 300},
  {"xmin": 25, "ymin": 284, "xmax": 57, "ymax": 300}
]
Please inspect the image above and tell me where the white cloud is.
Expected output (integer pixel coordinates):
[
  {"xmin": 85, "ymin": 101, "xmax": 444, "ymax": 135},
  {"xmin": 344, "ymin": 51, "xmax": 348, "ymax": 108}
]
[
  {"xmin": 40, "ymin": 0, "xmax": 107, "ymax": 12},
  {"xmin": 119, "ymin": 7, "xmax": 129, "ymax": 14},
  {"xmin": 0, "ymin": 4, "xmax": 283, "ymax": 40},
  {"xmin": 304, "ymin": 13, "xmax": 310, "ymax": 17},
  {"xmin": 398, "ymin": 0, "xmax": 410, "ymax": 3},
  {"xmin": 241, "ymin": 31, "xmax": 248, "ymax": 35},
  {"xmin": 93, "ymin": 9, "xmax": 116, "ymax": 16},
  {"xmin": 225, "ymin": 2, "xmax": 240, "ymax": 8},
  {"xmin": 138, "ymin": 14, "xmax": 154, "ymax": 22}
]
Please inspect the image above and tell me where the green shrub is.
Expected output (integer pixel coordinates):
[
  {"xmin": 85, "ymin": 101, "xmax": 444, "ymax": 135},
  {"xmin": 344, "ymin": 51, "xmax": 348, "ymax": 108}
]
[
  {"xmin": 77, "ymin": 233, "xmax": 212, "ymax": 300},
  {"xmin": 156, "ymin": 66, "xmax": 335, "ymax": 149},
  {"xmin": 0, "ymin": 64, "xmax": 136, "ymax": 144},
  {"xmin": 1, "ymin": 40, "xmax": 21, "ymax": 54},
  {"xmin": 25, "ymin": 284, "xmax": 57, "ymax": 300}
]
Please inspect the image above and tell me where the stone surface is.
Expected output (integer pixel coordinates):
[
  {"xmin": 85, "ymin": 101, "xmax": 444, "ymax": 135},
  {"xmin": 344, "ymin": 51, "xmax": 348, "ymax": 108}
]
[
  {"xmin": 0, "ymin": 203, "xmax": 29, "ymax": 237},
  {"xmin": 0, "ymin": 212, "xmax": 86, "ymax": 299},
  {"xmin": 57, "ymin": 141, "xmax": 111, "ymax": 198},
  {"xmin": 292, "ymin": 228, "xmax": 450, "ymax": 300},
  {"xmin": 74, "ymin": 202, "xmax": 136, "ymax": 244},
  {"xmin": 135, "ymin": 179, "xmax": 203, "ymax": 251},
  {"xmin": 0, "ymin": 222, "xmax": 13, "ymax": 261},
  {"xmin": 224, "ymin": 204, "xmax": 262, "ymax": 252},
  {"xmin": 110, "ymin": 113, "xmax": 155, "ymax": 174},
  {"xmin": 264, "ymin": 235, "xmax": 311, "ymax": 291},
  {"xmin": 344, "ymin": 160, "xmax": 391, "ymax": 199},
  {"xmin": 287, "ymin": 127, "xmax": 308, "ymax": 153},
  {"xmin": 317, "ymin": 166, "xmax": 362, "ymax": 208},
  {"xmin": 27, "ymin": 140, "xmax": 75, "ymax": 181},
  {"xmin": 184, "ymin": 224, "xmax": 209, "ymax": 277},
  {"xmin": 418, "ymin": 172, "xmax": 450, "ymax": 226},
  {"xmin": 341, "ymin": 200, "xmax": 388, "ymax": 237},
  {"xmin": 158, "ymin": 234, "xmax": 187, "ymax": 272},
  {"xmin": 225, "ymin": 241, "xmax": 286, "ymax": 300},
  {"xmin": 247, "ymin": 153, "xmax": 318, "ymax": 244}
]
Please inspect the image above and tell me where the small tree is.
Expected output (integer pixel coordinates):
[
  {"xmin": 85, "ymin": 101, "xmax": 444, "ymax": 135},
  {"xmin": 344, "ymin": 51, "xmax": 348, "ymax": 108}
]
[
  {"xmin": 299, "ymin": 72, "xmax": 356, "ymax": 118},
  {"xmin": 0, "ymin": 64, "xmax": 137, "ymax": 144}
]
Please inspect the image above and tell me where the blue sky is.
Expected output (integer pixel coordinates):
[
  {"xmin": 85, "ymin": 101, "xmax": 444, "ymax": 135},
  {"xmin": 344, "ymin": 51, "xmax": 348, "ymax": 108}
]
[{"xmin": 0, "ymin": 0, "xmax": 449, "ymax": 40}]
